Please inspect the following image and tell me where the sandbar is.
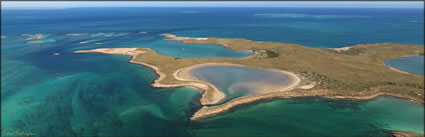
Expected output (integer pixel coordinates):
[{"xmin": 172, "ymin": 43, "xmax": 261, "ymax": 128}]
[
  {"xmin": 73, "ymin": 48, "xmax": 142, "ymax": 56},
  {"xmin": 161, "ymin": 34, "xmax": 208, "ymax": 41},
  {"xmin": 26, "ymin": 34, "xmax": 43, "ymax": 40},
  {"xmin": 67, "ymin": 33, "xmax": 89, "ymax": 36}
]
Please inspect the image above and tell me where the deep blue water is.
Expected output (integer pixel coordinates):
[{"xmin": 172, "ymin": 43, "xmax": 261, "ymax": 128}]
[
  {"xmin": 2, "ymin": 7, "xmax": 423, "ymax": 48},
  {"xmin": 1, "ymin": 7, "xmax": 424, "ymax": 136},
  {"xmin": 384, "ymin": 56, "xmax": 424, "ymax": 75}
]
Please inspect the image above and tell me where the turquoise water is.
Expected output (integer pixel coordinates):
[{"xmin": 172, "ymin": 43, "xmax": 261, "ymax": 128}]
[
  {"xmin": 195, "ymin": 97, "xmax": 424, "ymax": 137},
  {"xmin": 384, "ymin": 56, "xmax": 424, "ymax": 75},
  {"xmin": 190, "ymin": 65, "xmax": 293, "ymax": 104},
  {"xmin": 1, "ymin": 7, "xmax": 424, "ymax": 136}
]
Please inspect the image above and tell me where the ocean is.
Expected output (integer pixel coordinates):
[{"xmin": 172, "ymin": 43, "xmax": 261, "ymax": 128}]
[{"xmin": 1, "ymin": 7, "xmax": 424, "ymax": 136}]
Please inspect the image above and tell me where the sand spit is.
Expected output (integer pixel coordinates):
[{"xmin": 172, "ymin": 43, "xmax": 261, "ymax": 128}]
[
  {"xmin": 174, "ymin": 67, "xmax": 226, "ymax": 105},
  {"xmin": 175, "ymin": 63, "xmax": 301, "ymax": 104},
  {"xmin": 160, "ymin": 34, "xmax": 208, "ymax": 41},
  {"xmin": 190, "ymin": 90, "xmax": 424, "ymax": 120},
  {"xmin": 128, "ymin": 57, "xmax": 217, "ymax": 104},
  {"xmin": 138, "ymin": 32, "xmax": 148, "ymax": 34},
  {"xmin": 1, "ymin": 35, "xmax": 6, "ymax": 39},
  {"xmin": 159, "ymin": 33, "xmax": 253, "ymax": 57},
  {"xmin": 73, "ymin": 48, "xmax": 142, "ymax": 56},
  {"xmin": 73, "ymin": 48, "xmax": 215, "ymax": 103},
  {"xmin": 67, "ymin": 33, "xmax": 89, "ymax": 36}
]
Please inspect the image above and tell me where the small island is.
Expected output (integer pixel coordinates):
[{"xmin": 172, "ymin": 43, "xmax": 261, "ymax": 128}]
[{"xmin": 74, "ymin": 34, "xmax": 424, "ymax": 120}]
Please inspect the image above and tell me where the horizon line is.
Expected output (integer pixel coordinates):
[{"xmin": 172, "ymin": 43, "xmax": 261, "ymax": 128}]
[{"xmin": 2, "ymin": 6, "xmax": 424, "ymax": 10}]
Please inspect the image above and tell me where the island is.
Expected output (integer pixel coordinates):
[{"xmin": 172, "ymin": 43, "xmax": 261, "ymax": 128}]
[{"xmin": 74, "ymin": 34, "xmax": 424, "ymax": 121}]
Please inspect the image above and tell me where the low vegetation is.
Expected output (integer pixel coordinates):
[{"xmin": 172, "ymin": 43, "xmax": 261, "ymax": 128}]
[
  {"xmin": 77, "ymin": 35, "xmax": 425, "ymax": 106},
  {"xmin": 253, "ymin": 49, "xmax": 279, "ymax": 58},
  {"xmin": 134, "ymin": 37, "xmax": 424, "ymax": 102}
]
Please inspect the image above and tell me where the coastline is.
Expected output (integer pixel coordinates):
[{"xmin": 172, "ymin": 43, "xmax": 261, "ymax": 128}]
[
  {"xmin": 174, "ymin": 63, "xmax": 301, "ymax": 105},
  {"xmin": 160, "ymin": 33, "xmax": 231, "ymax": 49},
  {"xmin": 129, "ymin": 54, "xmax": 211, "ymax": 92},
  {"xmin": 74, "ymin": 48, "xmax": 224, "ymax": 105},
  {"xmin": 387, "ymin": 66, "xmax": 411, "ymax": 75},
  {"xmin": 124, "ymin": 50, "xmax": 214, "ymax": 94},
  {"xmin": 160, "ymin": 33, "xmax": 256, "ymax": 59},
  {"xmin": 329, "ymin": 44, "xmax": 422, "ymax": 75},
  {"xmin": 190, "ymin": 90, "xmax": 424, "ymax": 120},
  {"xmin": 173, "ymin": 66, "xmax": 226, "ymax": 105},
  {"xmin": 160, "ymin": 34, "xmax": 209, "ymax": 41},
  {"xmin": 382, "ymin": 55, "xmax": 424, "ymax": 75},
  {"xmin": 73, "ymin": 37, "xmax": 424, "ymax": 121}
]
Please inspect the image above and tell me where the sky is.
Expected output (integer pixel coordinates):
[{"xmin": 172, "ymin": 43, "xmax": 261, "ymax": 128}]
[{"xmin": 1, "ymin": 1, "xmax": 424, "ymax": 9}]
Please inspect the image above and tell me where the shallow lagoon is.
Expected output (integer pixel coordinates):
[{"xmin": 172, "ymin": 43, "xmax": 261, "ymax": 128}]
[
  {"xmin": 190, "ymin": 65, "xmax": 294, "ymax": 104},
  {"xmin": 195, "ymin": 97, "xmax": 424, "ymax": 137},
  {"xmin": 384, "ymin": 56, "xmax": 424, "ymax": 75},
  {"xmin": 1, "ymin": 7, "xmax": 424, "ymax": 136}
]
